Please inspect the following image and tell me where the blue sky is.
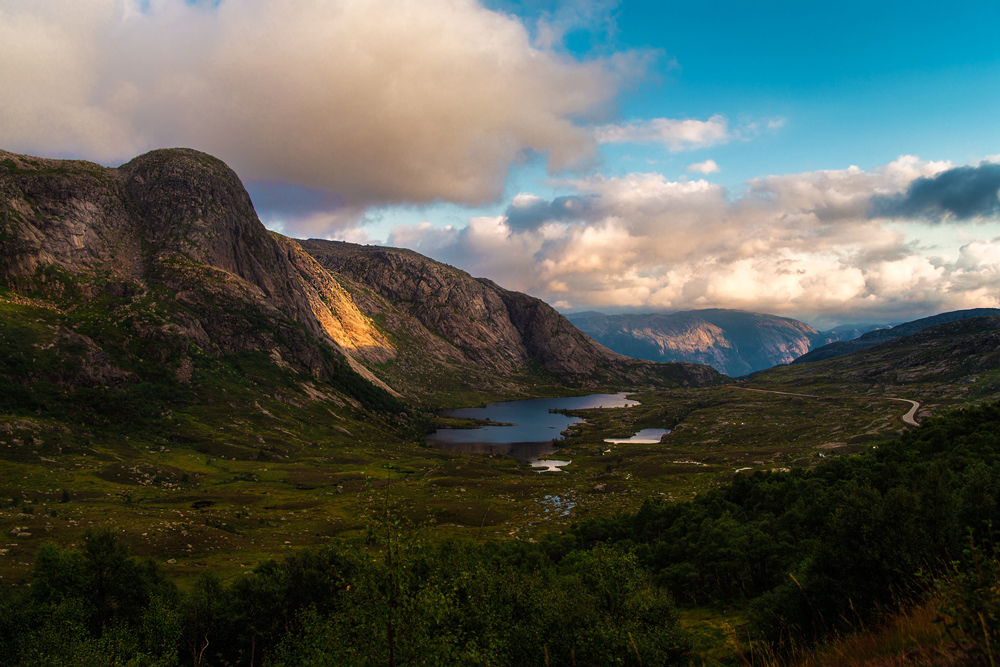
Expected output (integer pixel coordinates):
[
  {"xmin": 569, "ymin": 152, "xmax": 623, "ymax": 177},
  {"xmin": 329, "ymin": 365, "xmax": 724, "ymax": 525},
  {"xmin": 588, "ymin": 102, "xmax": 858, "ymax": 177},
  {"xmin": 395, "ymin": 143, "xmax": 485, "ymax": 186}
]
[
  {"xmin": 367, "ymin": 0, "xmax": 1000, "ymax": 216},
  {"xmin": 1, "ymin": 0, "xmax": 998, "ymax": 327},
  {"xmin": 499, "ymin": 0, "xmax": 999, "ymax": 176}
]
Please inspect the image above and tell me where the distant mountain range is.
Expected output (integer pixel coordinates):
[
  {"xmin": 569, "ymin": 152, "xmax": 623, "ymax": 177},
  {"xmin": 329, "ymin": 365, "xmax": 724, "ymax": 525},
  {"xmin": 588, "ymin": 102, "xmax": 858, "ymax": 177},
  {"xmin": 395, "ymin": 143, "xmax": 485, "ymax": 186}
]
[
  {"xmin": 568, "ymin": 309, "xmax": 888, "ymax": 377},
  {"xmin": 793, "ymin": 308, "xmax": 1000, "ymax": 364}
]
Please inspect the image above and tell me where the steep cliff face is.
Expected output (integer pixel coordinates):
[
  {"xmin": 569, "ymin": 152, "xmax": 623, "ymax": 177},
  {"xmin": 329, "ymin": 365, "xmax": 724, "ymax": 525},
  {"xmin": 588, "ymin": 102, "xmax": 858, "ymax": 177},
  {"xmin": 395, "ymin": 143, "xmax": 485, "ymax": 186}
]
[
  {"xmin": 2, "ymin": 147, "xmax": 723, "ymax": 407},
  {"xmin": 299, "ymin": 239, "xmax": 724, "ymax": 394},
  {"xmin": 569, "ymin": 309, "xmax": 820, "ymax": 376},
  {"xmin": 0, "ymin": 151, "xmax": 138, "ymax": 278},
  {"xmin": 0, "ymin": 148, "xmax": 396, "ymax": 399}
]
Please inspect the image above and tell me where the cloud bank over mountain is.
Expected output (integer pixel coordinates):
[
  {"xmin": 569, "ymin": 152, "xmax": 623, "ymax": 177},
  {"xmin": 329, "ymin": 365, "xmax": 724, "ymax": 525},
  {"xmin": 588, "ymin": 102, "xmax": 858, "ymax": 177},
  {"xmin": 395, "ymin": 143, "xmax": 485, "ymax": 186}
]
[
  {"xmin": 387, "ymin": 155, "xmax": 1000, "ymax": 326},
  {"xmin": 0, "ymin": 0, "xmax": 636, "ymax": 208}
]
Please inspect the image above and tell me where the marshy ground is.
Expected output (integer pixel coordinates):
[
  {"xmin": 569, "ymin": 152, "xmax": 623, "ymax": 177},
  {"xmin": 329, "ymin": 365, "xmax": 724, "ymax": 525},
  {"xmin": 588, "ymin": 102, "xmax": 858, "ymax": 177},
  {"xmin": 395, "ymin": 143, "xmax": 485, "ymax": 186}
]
[{"xmin": 0, "ymin": 378, "xmax": 930, "ymax": 587}]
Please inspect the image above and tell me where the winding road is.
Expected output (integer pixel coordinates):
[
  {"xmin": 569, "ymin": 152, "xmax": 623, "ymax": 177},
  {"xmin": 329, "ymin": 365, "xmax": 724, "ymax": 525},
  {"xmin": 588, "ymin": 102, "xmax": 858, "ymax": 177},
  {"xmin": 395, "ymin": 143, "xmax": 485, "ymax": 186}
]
[
  {"xmin": 731, "ymin": 386, "xmax": 921, "ymax": 426},
  {"xmin": 888, "ymin": 398, "xmax": 920, "ymax": 426}
]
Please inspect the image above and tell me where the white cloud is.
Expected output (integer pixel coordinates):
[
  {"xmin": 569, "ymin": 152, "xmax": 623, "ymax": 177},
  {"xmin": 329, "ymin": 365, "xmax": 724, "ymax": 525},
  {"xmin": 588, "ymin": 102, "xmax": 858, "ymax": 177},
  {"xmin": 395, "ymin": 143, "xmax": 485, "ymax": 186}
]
[
  {"xmin": 262, "ymin": 206, "xmax": 374, "ymax": 239},
  {"xmin": 382, "ymin": 156, "xmax": 1000, "ymax": 324},
  {"xmin": 0, "ymin": 0, "xmax": 638, "ymax": 207},
  {"xmin": 594, "ymin": 114, "xmax": 731, "ymax": 151},
  {"xmin": 687, "ymin": 159, "xmax": 720, "ymax": 174},
  {"xmin": 593, "ymin": 113, "xmax": 788, "ymax": 151},
  {"xmin": 386, "ymin": 222, "xmax": 461, "ymax": 255}
]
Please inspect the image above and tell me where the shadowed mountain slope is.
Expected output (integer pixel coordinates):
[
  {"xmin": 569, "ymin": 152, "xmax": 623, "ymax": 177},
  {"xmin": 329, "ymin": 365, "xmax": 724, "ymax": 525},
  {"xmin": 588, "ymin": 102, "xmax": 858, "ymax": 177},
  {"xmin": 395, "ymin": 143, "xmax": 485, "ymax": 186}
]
[
  {"xmin": 793, "ymin": 308, "xmax": 1000, "ymax": 364},
  {"xmin": 749, "ymin": 316, "xmax": 1000, "ymax": 417}
]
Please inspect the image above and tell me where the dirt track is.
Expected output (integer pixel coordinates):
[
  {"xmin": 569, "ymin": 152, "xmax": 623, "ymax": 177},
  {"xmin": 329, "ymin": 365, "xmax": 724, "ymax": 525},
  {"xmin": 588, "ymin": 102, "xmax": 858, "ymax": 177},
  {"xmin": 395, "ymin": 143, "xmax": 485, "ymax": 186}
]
[{"xmin": 730, "ymin": 386, "xmax": 921, "ymax": 426}]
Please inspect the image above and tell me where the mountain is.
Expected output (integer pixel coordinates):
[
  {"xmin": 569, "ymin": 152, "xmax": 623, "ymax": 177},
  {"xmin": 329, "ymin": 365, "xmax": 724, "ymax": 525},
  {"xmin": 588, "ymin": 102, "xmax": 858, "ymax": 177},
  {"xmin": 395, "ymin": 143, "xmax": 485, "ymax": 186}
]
[
  {"xmin": 0, "ymin": 147, "xmax": 722, "ymax": 420},
  {"xmin": 810, "ymin": 322, "xmax": 891, "ymax": 347},
  {"xmin": 792, "ymin": 308, "xmax": 1000, "ymax": 364},
  {"xmin": 750, "ymin": 315, "xmax": 1000, "ymax": 410},
  {"xmin": 297, "ymin": 240, "xmax": 721, "ymax": 399},
  {"xmin": 567, "ymin": 309, "xmax": 879, "ymax": 377},
  {"xmin": 0, "ymin": 147, "xmax": 399, "ymax": 398}
]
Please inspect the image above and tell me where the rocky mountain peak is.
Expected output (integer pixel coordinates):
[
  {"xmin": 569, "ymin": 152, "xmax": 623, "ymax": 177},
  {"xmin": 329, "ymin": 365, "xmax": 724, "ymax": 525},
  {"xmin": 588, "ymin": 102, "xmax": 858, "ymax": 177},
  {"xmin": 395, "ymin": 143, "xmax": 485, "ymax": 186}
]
[
  {"xmin": 119, "ymin": 148, "xmax": 264, "ymax": 273},
  {"xmin": 1, "ymin": 147, "xmax": 397, "ymax": 391},
  {"xmin": 2, "ymin": 147, "xmax": 723, "ymax": 403}
]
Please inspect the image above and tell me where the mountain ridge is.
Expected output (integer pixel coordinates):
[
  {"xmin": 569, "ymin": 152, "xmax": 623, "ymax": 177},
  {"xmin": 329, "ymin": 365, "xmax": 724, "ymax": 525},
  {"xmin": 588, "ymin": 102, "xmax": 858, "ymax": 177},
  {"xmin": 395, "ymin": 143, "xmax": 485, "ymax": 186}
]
[
  {"xmin": 298, "ymin": 239, "xmax": 722, "ymax": 398},
  {"xmin": 1, "ymin": 147, "xmax": 723, "ymax": 410},
  {"xmin": 568, "ymin": 308, "xmax": 885, "ymax": 376},
  {"xmin": 792, "ymin": 308, "xmax": 1000, "ymax": 364},
  {"xmin": 748, "ymin": 315, "xmax": 1000, "ymax": 415}
]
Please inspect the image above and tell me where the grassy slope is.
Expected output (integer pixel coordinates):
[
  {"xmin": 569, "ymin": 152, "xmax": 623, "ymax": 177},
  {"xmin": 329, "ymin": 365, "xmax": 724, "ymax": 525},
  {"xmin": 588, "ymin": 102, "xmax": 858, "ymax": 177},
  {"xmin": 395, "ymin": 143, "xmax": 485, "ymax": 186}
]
[{"xmin": 0, "ymin": 309, "xmax": 948, "ymax": 588}]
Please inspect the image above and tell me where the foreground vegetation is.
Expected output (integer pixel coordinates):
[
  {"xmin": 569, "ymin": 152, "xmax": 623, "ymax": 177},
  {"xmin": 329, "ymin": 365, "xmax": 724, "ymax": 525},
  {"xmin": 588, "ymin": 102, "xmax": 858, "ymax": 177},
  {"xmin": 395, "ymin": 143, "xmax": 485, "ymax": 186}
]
[
  {"xmin": 2, "ymin": 402, "xmax": 998, "ymax": 665},
  {"xmin": 1, "ymin": 281, "xmax": 935, "ymax": 589}
]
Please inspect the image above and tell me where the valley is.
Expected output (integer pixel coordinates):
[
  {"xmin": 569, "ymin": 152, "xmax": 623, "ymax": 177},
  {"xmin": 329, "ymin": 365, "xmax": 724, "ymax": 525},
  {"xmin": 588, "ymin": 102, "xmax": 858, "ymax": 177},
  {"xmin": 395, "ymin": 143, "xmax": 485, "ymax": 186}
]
[
  {"xmin": 0, "ymin": 329, "xmax": 955, "ymax": 587},
  {"xmin": 3, "ymin": 147, "xmax": 1000, "ymax": 665}
]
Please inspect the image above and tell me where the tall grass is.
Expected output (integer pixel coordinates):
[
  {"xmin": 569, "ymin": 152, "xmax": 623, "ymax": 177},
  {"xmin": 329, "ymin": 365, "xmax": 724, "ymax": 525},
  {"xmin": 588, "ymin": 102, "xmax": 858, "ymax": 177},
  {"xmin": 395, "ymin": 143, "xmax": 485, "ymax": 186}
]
[{"xmin": 721, "ymin": 536, "xmax": 1000, "ymax": 667}]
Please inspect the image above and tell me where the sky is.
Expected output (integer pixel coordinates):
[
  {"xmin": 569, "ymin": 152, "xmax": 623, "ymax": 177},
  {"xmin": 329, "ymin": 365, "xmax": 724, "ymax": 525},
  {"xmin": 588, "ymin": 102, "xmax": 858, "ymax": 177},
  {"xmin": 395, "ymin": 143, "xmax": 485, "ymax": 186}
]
[{"xmin": 1, "ymin": 0, "xmax": 999, "ymax": 328}]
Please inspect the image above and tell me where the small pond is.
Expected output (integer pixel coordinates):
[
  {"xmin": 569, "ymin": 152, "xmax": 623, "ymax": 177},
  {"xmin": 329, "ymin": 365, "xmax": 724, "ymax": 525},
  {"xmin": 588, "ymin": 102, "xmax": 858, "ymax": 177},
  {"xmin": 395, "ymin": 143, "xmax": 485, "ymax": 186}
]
[
  {"xmin": 427, "ymin": 393, "xmax": 639, "ymax": 471},
  {"xmin": 604, "ymin": 428, "xmax": 671, "ymax": 444}
]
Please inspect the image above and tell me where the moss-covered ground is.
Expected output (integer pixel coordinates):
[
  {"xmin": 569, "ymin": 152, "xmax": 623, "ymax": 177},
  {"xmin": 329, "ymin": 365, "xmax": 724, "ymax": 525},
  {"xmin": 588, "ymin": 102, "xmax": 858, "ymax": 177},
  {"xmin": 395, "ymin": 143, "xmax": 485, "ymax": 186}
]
[
  {"xmin": 0, "ymin": 373, "xmax": 932, "ymax": 588},
  {"xmin": 4, "ymin": 278, "xmax": 996, "ymax": 667}
]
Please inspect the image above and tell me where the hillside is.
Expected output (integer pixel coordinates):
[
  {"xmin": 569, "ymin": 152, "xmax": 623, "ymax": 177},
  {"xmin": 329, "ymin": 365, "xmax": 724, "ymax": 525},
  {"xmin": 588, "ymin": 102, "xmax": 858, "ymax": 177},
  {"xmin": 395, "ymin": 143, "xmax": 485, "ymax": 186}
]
[
  {"xmin": 299, "ymin": 240, "xmax": 721, "ymax": 400},
  {"xmin": 792, "ymin": 307, "xmax": 1000, "ymax": 364},
  {"xmin": 568, "ymin": 309, "xmax": 880, "ymax": 376},
  {"xmin": 750, "ymin": 315, "xmax": 1000, "ymax": 415}
]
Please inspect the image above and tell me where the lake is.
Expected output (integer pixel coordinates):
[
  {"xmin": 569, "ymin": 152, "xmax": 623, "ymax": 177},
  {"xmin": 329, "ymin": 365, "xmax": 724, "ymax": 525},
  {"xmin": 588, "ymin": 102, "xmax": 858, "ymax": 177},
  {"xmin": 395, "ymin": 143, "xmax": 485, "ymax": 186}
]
[{"xmin": 426, "ymin": 393, "xmax": 639, "ymax": 470}]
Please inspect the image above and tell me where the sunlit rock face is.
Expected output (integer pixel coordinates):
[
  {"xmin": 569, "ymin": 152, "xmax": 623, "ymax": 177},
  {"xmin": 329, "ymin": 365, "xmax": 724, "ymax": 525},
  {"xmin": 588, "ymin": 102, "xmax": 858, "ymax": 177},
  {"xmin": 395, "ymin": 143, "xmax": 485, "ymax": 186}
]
[
  {"xmin": 0, "ymin": 147, "xmax": 395, "ymax": 392},
  {"xmin": 1, "ymin": 147, "xmax": 724, "ymax": 400}
]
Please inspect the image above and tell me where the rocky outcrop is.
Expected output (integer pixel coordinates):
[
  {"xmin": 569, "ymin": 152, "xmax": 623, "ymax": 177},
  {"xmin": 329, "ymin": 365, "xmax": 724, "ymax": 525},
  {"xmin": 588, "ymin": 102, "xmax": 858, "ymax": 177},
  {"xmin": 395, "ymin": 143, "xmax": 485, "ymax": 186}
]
[{"xmin": 0, "ymin": 151, "xmax": 138, "ymax": 279}]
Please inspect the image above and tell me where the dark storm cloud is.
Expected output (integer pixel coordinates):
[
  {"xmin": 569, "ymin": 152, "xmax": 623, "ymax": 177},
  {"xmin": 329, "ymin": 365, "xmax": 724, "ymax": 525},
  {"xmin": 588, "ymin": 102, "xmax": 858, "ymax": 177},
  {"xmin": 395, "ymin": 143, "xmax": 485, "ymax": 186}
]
[
  {"xmin": 504, "ymin": 195, "xmax": 596, "ymax": 229},
  {"xmin": 872, "ymin": 162, "xmax": 1000, "ymax": 221}
]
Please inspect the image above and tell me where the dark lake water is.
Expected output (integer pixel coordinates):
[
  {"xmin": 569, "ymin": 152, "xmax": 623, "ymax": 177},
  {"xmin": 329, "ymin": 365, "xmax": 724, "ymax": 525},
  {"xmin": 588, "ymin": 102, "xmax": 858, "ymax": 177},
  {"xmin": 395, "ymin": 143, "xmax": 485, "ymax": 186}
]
[{"xmin": 426, "ymin": 393, "xmax": 639, "ymax": 470}]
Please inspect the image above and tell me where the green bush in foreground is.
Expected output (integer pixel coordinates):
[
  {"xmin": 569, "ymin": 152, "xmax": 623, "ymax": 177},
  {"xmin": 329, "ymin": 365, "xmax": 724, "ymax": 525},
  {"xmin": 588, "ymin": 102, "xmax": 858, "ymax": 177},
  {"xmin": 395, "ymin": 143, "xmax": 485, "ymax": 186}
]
[
  {"xmin": 271, "ymin": 539, "xmax": 688, "ymax": 667},
  {"xmin": 931, "ymin": 529, "xmax": 1000, "ymax": 666},
  {"xmin": 0, "ymin": 525, "xmax": 691, "ymax": 666},
  {"xmin": 4, "ymin": 401, "xmax": 1000, "ymax": 665}
]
